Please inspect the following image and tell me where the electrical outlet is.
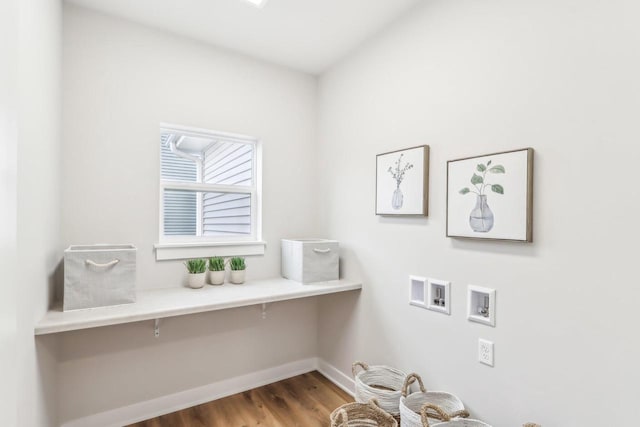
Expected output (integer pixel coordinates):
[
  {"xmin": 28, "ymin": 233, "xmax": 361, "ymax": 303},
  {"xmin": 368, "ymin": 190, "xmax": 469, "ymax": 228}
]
[{"xmin": 478, "ymin": 339, "xmax": 494, "ymax": 367}]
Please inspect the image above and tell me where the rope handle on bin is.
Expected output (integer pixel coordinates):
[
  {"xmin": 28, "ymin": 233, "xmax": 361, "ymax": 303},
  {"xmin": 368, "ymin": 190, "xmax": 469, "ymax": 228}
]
[
  {"xmin": 352, "ymin": 361, "xmax": 370, "ymax": 377},
  {"xmin": 402, "ymin": 372, "xmax": 426, "ymax": 397},
  {"xmin": 313, "ymin": 248, "xmax": 331, "ymax": 254},
  {"xmin": 420, "ymin": 404, "xmax": 450, "ymax": 426},
  {"xmin": 85, "ymin": 259, "xmax": 119, "ymax": 268}
]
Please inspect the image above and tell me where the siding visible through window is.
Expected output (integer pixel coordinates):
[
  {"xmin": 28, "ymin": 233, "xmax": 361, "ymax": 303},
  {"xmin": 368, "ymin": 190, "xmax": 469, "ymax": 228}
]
[{"xmin": 202, "ymin": 141, "xmax": 253, "ymax": 235}]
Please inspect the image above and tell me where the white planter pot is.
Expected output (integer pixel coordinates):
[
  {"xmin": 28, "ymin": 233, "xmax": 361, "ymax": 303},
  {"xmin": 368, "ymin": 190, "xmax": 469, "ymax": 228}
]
[
  {"xmin": 187, "ymin": 272, "xmax": 206, "ymax": 289},
  {"xmin": 229, "ymin": 270, "xmax": 246, "ymax": 284},
  {"xmin": 208, "ymin": 270, "xmax": 225, "ymax": 285}
]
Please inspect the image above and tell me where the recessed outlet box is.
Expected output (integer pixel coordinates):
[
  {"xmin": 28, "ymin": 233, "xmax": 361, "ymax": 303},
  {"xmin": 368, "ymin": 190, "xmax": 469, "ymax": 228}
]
[
  {"xmin": 467, "ymin": 285, "xmax": 496, "ymax": 327},
  {"xmin": 426, "ymin": 278, "xmax": 451, "ymax": 315},
  {"xmin": 409, "ymin": 276, "xmax": 427, "ymax": 308},
  {"xmin": 478, "ymin": 338, "xmax": 494, "ymax": 366}
]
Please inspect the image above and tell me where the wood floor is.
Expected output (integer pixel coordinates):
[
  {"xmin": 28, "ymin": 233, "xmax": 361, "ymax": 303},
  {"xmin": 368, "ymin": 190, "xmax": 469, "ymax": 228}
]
[{"xmin": 127, "ymin": 371, "xmax": 353, "ymax": 427}]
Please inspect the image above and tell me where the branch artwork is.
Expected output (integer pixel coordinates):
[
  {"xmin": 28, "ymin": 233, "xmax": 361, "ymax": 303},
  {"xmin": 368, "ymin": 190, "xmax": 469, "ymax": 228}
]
[{"xmin": 387, "ymin": 153, "xmax": 414, "ymax": 210}]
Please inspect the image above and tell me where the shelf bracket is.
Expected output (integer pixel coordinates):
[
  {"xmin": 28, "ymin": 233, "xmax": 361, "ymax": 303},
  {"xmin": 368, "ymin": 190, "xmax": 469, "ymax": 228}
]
[
  {"xmin": 154, "ymin": 318, "xmax": 160, "ymax": 338},
  {"xmin": 261, "ymin": 303, "xmax": 268, "ymax": 320}
]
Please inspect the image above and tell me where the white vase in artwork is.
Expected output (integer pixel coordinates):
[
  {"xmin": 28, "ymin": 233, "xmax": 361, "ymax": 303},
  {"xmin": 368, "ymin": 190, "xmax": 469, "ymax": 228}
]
[
  {"xmin": 469, "ymin": 194, "xmax": 494, "ymax": 232},
  {"xmin": 391, "ymin": 186, "xmax": 404, "ymax": 209}
]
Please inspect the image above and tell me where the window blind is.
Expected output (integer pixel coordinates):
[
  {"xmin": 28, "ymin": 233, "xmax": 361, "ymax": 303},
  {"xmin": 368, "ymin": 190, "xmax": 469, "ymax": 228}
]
[{"xmin": 161, "ymin": 134, "xmax": 197, "ymax": 236}]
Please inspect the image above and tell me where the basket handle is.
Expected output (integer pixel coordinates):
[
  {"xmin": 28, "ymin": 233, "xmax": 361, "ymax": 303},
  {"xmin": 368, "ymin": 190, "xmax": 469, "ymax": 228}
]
[
  {"xmin": 352, "ymin": 361, "xmax": 369, "ymax": 377},
  {"xmin": 420, "ymin": 404, "xmax": 450, "ymax": 426},
  {"xmin": 368, "ymin": 399, "xmax": 397, "ymax": 423},
  {"xmin": 449, "ymin": 409, "xmax": 470, "ymax": 419},
  {"xmin": 85, "ymin": 259, "xmax": 119, "ymax": 268},
  {"xmin": 367, "ymin": 398, "xmax": 381, "ymax": 409},
  {"xmin": 332, "ymin": 408, "xmax": 349, "ymax": 426},
  {"xmin": 402, "ymin": 372, "xmax": 426, "ymax": 397}
]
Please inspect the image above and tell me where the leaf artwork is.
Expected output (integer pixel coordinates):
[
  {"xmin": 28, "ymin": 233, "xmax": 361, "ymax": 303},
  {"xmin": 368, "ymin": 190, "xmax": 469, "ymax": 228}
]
[
  {"xmin": 459, "ymin": 158, "xmax": 506, "ymax": 233},
  {"xmin": 491, "ymin": 184, "xmax": 504, "ymax": 194},
  {"xmin": 459, "ymin": 160, "xmax": 506, "ymax": 197}
]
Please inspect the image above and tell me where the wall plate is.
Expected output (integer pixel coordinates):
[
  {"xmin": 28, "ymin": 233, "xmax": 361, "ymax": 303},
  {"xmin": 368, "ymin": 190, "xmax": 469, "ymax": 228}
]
[
  {"xmin": 478, "ymin": 338, "xmax": 494, "ymax": 366},
  {"xmin": 467, "ymin": 285, "xmax": 496, "ymax": 327},
  {"xmin": 409, "ymin": 275, "xmax": 427, "ymax": 308},
  {"xmin": 426, "ymin": 278, "xmax": 451, "ymax": 315}
]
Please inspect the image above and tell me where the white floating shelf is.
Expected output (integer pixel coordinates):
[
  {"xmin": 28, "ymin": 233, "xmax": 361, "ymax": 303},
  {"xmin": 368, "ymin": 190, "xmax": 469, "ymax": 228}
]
[{"xmin": 35, "ymin": 278, "xmax": 362, "ymax": 335}]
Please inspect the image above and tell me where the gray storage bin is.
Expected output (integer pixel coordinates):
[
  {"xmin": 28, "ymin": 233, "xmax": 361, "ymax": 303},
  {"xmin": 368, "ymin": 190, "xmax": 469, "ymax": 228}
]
[
  {"xmin": 281, "ymin": 239, "xmax": 339, "ymax": 283},
  {"xmin": 64, "ymin": 244, "xmax": 137, "ymax": 311}
]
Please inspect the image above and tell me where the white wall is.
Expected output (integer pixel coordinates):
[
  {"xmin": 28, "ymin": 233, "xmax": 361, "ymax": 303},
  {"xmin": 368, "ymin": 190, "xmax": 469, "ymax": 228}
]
[
  {"xmin": 17, "ymin": 0, "xmax": 63, "ymax": 426},
  {"xmin": 316, "ymin": 0, "xmax": 640, "ymax": 425},
  {"xmin": 60, "ymin": 5, "xmax": 319, "ymax": 424},
  {"xmin": 0, "ymin": 0, "xmax": 19, "ymax": 424}
]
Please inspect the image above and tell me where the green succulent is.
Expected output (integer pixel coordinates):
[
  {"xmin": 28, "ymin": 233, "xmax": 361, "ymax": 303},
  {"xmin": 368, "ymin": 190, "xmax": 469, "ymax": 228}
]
[
  {"xmin": 208, "ymin": 256, "xmax": 225, "ymax": 272},
  {"xmin": 184, "ymin": 258, "xmax": 207, "ymax": 274},
  {"xmin": 228, "ymin": 257, "xmax": 246, "ymax": 271}
]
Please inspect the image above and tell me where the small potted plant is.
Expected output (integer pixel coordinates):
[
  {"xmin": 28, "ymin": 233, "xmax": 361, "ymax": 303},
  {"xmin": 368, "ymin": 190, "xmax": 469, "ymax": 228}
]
[
  {"xmin": 184, "ymin": 258, "xmax": 207, "ymax": 289},
  {"xmin": 228, "ymin": 257, "xmax": 246, "ymax": 284},
  {"xmin": 208, "ymin": 256, "xmax": 225, "ymax": 285}
]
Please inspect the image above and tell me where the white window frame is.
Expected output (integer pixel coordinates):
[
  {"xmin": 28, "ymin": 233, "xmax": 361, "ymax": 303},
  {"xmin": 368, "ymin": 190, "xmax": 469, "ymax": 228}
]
[{"xmin": 155, "ymin": 123, "xmax": 265, "ymax": 261}]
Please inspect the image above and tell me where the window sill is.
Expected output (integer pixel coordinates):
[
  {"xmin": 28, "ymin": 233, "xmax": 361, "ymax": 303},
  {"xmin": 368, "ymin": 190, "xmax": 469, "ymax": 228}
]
[{"xmin": 154, "ymin": 241, "xmax": 266, "ymax": 261}]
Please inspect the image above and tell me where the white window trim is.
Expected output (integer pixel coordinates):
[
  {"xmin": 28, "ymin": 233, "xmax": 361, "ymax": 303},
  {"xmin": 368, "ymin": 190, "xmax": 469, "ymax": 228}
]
[{"xmin": 156, "ymin": 123, "xmax": 265, "ymax": 261}]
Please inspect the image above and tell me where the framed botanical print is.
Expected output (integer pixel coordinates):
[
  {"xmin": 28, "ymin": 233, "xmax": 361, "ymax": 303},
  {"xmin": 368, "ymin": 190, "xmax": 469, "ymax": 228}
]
[
  {"xmin": 376, "ymin": 145, "xmax": 429, "ymax": 216},
  {"xmin": 447, "ymin": 148, "xmax": 533, "ymax": 242}
]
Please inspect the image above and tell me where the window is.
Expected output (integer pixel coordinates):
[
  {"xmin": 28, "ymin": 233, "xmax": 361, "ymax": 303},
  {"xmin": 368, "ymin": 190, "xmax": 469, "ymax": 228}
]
[{"xmin": 155, "ymin": 124, "xmax": 264, "ymax": 261}]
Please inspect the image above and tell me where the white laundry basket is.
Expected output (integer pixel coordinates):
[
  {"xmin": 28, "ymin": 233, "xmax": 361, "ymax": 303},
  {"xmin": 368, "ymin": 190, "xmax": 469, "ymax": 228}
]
[
  {"xmin": 353, "ymin": 361, "xmax": 411, "ymax": 420},
  {"xmin": 63, "ymin": 244, "xmax": 136, "ymax": 311},
  {"xmin": 418, "ymin": 405, "xmax": 491, "ymax": 427},
  {"xmin": 400, "ymin": 373, "xmax": 469, "ymax": 427}
]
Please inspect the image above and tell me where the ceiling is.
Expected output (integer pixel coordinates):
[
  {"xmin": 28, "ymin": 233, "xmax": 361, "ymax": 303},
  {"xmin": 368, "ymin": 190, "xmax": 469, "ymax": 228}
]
[{"xmin": 65, "ymin": 0, "xmax": 422, "ymax": 74}]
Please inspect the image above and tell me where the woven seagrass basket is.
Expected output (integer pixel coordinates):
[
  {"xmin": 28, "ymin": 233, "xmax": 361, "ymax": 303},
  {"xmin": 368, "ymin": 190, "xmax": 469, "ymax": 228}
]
[
  {"xmin": 399, "ymin": 373, "xmax": 469, "ymax": 427},
  {"xmin": 353, "ymin": 361, "xmax": 411, "ymax": 420},
  {"xmin": 330, "ymin": 398, "xmax": 398, "ymax": 427}
]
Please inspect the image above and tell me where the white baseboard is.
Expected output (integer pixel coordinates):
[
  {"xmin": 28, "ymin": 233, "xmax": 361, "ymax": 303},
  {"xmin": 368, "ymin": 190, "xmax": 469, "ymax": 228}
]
[
  {"xmin": 61, "ymin": 357, "xmax": 354, "ymax": 427},
  {"xmin": 317, "ymin": 358, "xmax": 356, "ymax": 396},
  {"xmin": 61, "ymin": 357, "xmax": 318, "ymax": 427}
]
